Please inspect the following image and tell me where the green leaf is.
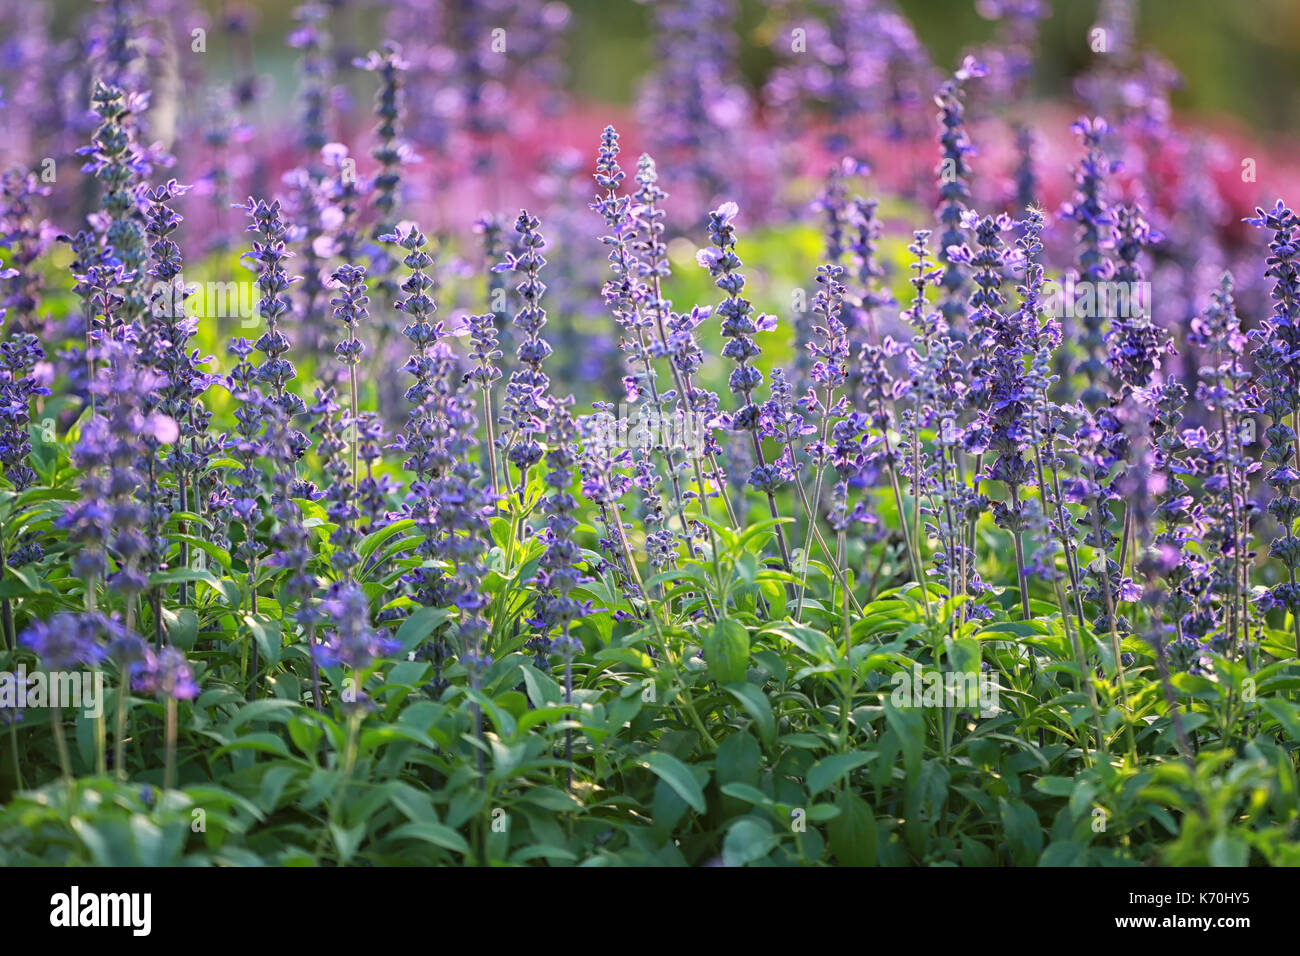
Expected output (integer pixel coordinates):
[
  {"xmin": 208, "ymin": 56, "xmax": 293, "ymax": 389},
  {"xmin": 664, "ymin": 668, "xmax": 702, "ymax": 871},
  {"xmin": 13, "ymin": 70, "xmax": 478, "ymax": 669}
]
[
  {"xmin": 1039, "ymin": 841, "xmax": 1087, "ymax": 866},
  {"xmin": 807, "ymin": 752, "xmax": 877, "ymax": 798},
  {"xmin": 520, "ymin": 663, "xmax": 563, "ymax": 708},
  {"xmin": 164, "ymin": 608, "xmax": 200, "ymax": 650},
  {"xmin": 723, "ymin": 818, "xmax": 779, "ymax": 866},
  {"xmin": 704, "ymin": 617, "xmax": 750, "ymax": 685},
  {"xmin": 358, "ymin": 519, "xmax": 415, "ymax": 561},
  {"xmin": 998, "ymin": 798, "xmax": 1044, "ymax": 866},
  {"xmin": 723, "ymin": 683, "xmax": 776, "ymax": 748},
  {"xmin": 246, "ymin": 615, "xmax": 282, "ymax": 670},
  {"xmin": 395, "ymin": 606, "xmax": 452, "ymax": 655},
  {"xmin": 1208, "ymin": 833, "xmax": 1249, "ymax": 868},
  {"xmin": 641, "ymin": 752, "xmax": 707, "ymax": 814},
  {"xmin": 827, "ymin": 791, "xmax": 877, "ymax": 866},
  {"xmin": 883, "ymin": 699, "xmax": 923, "ymax": 785},
  {"xmin": 390, "ymin": 821, "xmax": 471, "ymax": 856}
]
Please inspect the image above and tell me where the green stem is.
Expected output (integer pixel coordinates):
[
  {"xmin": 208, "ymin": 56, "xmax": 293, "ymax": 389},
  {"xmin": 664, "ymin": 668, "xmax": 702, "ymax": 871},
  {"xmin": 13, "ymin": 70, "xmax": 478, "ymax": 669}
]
[
  {"xmin": 163, "ymin": 696, "xmax": 178, "ymax": 792},
  {"xmin": 483, "ymin": 387, "xmax": 500, "ymax": 499},
  {"xmin": 0, "ymin": 531, "xmax": 14, "ymax": 652},
  {"xmin": 8, "ymin": 716, "xmax": 23, "ymax": 790},
  {"xmin": 1090, "ymin": 510, "xmax": 1137, "ymax": 762},
  {"xmin": 51, "ymin": 708, "xmax": 73, "ymax": 789},
  {"xmin": 114, "ymin": 669, "xmax": 129, "ymax": 782},
  {"xmin": 837, "ymin": 529, "xmax": 854, "ymax": 753}
]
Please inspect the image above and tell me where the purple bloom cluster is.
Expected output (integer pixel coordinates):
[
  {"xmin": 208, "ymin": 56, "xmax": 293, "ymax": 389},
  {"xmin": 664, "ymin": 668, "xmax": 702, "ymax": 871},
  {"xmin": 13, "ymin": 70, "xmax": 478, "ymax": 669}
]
[
  {"xmin": 497, "ymin": 211, "xmax": 553, "ymax": 489},
  {"xmin": 314, "ymin": 582, "xmax": 398, "ymax": 673},
  {"xmin": 1246, "ymin": 201, "xmax": 1300, "ymax": 616},
  {"xmin": 78, "ymin": 82, "xmax": 152, "ymax": 324},
  {"xmin": 934, "ymin": 57, "xmax": 987, "ymax": 337}
]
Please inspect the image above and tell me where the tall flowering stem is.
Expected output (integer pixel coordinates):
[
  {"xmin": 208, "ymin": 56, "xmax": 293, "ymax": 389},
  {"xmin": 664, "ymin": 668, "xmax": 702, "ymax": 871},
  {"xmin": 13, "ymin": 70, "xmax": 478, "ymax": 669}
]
[
  {"xmin": 1190, "ymin": 273, "xmax": 1256, "ymax": 663},
  {"xmin": 267, "ymin": 401, "xmax": 321, "ymax": 702},
  {"xmin": 358, "ymin": 42, "xmax": 411, "ymax": 307},
  {"xmin": 1245, "ymin": 201, "xmax": 1300, "ymax": 648},
  {"xmin": 79, "ymin": 82, "xmax": 150, "ymax": 324},
  {"xmin": 221, "ymin": 334, "xmax": 268, "ymax": 677},
  {"xmin": 330, "ymin": 263, "xmax": 368, "ymax": 499},
  {"xmin": 590, "ymin": 130, "xmax": 710, "ymax": 570},
  {"xmin": 578, "ymin": 413, "xmax": 646, "ymax": 616},
  {"xmin": 241, "ymin": 197, "xmax": 306, "ymax": 428},
  {"xmin": 791, "ymin": 265, "xmax": 870, "ymax": 618},
  {"xmin": 476, "ymin": 214, "xmax": 511, "ymax": 370},
  {"xmin": 1067, "ymin": 401, "xmax": 1138, "ymax": 759},
  {"xmin": 859, "ymin": 330, "xmax": 931, "ymax": 623},
  {"xmin": 145, "ymin": 179, "xmax": 214, "ymax": 607},
  {"xmin": 955, "ymin": 212, "xmax": 1034, "ymax": 617},
  {"xmin": 0, "ymin": 168, "xmax": 52, "ymax": 335},
  {"xmin": 497, "ymin": 211, "xmax": 553, "ymax": 500},
  {"xmin": 847, "ymin": 195, "xmax": 895, "ymax": 348},
  {"xmin": 532, "ymin": 400, "xmax": 589, "ymax": 784},
  {"xmin": 288, "ymin": 1, "xmax": 333, "ymax": 160},
  {"xmin": 310, "ymin": 387, "xmax": 358, "ymax": 574},
  {"xmin": 934, "ymin": 57, "xmax": 986, "ymax": 339},
  {"xmin": 1018, "ymin": 209, "xmax": 1086, "ymax": 627},
  {"xmin": 700, "ymin": 201, "xmax": 792, "ymax": 572},
  {"xmin": 632, "ymin": 153, "xmax": 733, "ymax": 530},
  {"xmin": 424, "ymin": 353, "xmax": 496, "ymax": 782},
  {"xmin": 1106, "ymin": 202, "xmax": 1167, "ymax": 580},
  {"xmin": 467, "ymin": 310, "xmax": 502, "ymax": 497},
  {"xmin": 0, "ymin": 250, "xmax": 47, "ymax": 651},
  {"xmin": 900, "ymin": 230, "xmax": 961, "ymax": 607},
  {"xmin": 1061, "ymin": 117, "xmax": 1116, "ymax": 409},
  {"xmin": 384, "ymin": 224, "xmax": 453, "ymax": 680}
]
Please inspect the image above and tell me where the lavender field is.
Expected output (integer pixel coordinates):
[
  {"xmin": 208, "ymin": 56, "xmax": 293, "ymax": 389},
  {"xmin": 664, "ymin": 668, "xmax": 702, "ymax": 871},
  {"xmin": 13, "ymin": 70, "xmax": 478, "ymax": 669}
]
[{"xmin": 0, "ymin": 0, "xmax": 1298, "ymax": 868}]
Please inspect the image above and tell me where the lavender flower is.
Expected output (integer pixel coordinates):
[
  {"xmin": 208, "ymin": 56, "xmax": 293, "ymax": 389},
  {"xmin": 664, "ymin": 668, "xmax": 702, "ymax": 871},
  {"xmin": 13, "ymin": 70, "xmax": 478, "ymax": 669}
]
[
  {"xmin": 20, "ymin": 612, "xmax": 109, "ymax": 670},
  {"xmin": 78, "ymin": 82, "xmax": 151, "ymax": 323},
  {"xmin": 240, "ymin": 197, "xmax": 305, "ymax": 421},
  {"xmin": 1066, "ymin": 402, "xmax": 1137, "ymax": 636},
  {"xmin": 1186, "ymin": 272, "xmax": 1255, "ymax": 664},
  {"xmin": 527, "ymin": 399, "xmax": 590, "ymax": 669},
  {"xmin": 846, "ymin": 195, "xmax": 896, "ymax": 345},
  {"xmin": 358, "ymin": 42, "xmax": 412, "ymax": 305},
  {"xmin": 0, "ymin": 168, "xmax": 52, "ymax": 334},
  {"xmin": 1245, "ymin": 201, "xmax": 1300, "ymax": 619},
  {"xmin": 62, "ymin": 341, "xmax": 178, "ymax": 603},
  {"xmin": 385, "ymin": 223, "xmax": 443, "ymax": 486},
  {"xmin": 222, "ymin": 336, "xmax": 267, "ymax": 574},
  {"xmin": 309, "ymin": 385, "xmax": 359, "ymax": 571},
  {"xmin": 0, "ymin": 265, "xmax": 49, "ymax": 490},
  {"xmin": 592, "ymin": 130, "xmax": 712, "ymax": 545},
  {"xmin": 288, "ymin": 1, "xmax": 333, "ymax": 158},
  {"xmin": 314, "ymin": 582, "xmax": 398, "ymax": 673},
  {"xmin": 330, "ymin": 263, "xmax": 368, "ymax": 370},
  {"xmin": 1105, "ymin": 202, "xmax": 1168, "ymax": 392},
  {"xmin": 699, "ymin": 200, "xmax": 790, "ymax": 568},
  {"xmin": 497, "ymin": 211, "xmax": 553, "ymax": 489},
  {"xmin": 132, "ymin": 646, "xmax": 199, "ymax": 701},
  {"xmin": 1060, "ymin": 117, "xmax": 1117, "ymax": 408},
  {"xmin": 934, "ymin": 57, "xmax": 987, "ymax": 338},
  {"xmin": 145, "ymin": 179, "xmax": 215, "ymax": 555},
  {"xmin": 413, "ymin": 355, "xmax": 497, "ymax": 687}
]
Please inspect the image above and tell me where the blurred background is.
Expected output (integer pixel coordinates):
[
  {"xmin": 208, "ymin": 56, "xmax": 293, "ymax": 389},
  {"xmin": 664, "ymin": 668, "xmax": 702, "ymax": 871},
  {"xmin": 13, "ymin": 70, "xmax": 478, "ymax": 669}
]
[
  {"xmin": 35, "ymin": 0, "xmax": 1300, "ymax": 134},
  {"xmin": 8, "ymin": 0, "xmax": 1300, "ymax": 421}
]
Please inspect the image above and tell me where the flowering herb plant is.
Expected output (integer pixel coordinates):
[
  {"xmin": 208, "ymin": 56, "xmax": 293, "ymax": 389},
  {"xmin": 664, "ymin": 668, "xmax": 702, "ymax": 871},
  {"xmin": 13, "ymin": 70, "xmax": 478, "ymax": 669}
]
[{"xmin": 0, "ymin": 0, "xmax": 1298, "ymax": 869}]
